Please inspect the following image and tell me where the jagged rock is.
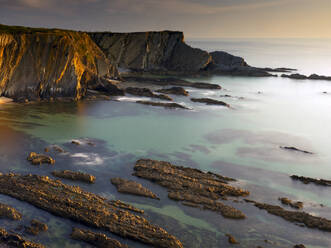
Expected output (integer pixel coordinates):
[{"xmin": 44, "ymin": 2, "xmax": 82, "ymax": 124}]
[
  {"xmin": 125, "ymin": 87, "xmax": 172, "ymax": 101},
  {"xmin": 136, "ymin": 101, "xmax": 188, "ymax": 109},
  {"xmin": 279, "ymin": 197, "xmax": 303, "ymax": 209},
  {"xmin": 0, "ymin": 24, "xmax": 120, "ymax": 101},
  {"xmin": 0, "ymin": 174, "xmax": 182, "ymax": 248},
  {"xmin": 190, "ymin": 98, "xmax": 230, "ymax": 107},
  {"xmin": 245, "ymin": 200, "xmax": 331, "ymax": 232},
  {"xmin": 156, "ymin": 87, "xmax": 189, "ymax": 96},
  {"xmin": 290, "ymin": 175, "xmax": 331, "ymax": 186},
  {"xmin": 225, "ymin": 234, "xmax": 239, "ymax": 244},
  {"xmin": 0, "ymin": 202, "xmax": 22, "ymax": 220},
  {"xmin": 71, "ymin": 228, "xmax": 128, "ymax": 248},
  {"xmin": 111, "ymin": 177, "xmax": 159, "ymax": 199},
  {"xmin": 0, "ymin": 228, "xmax": 45, "ymax": 248},
  {"xmin": 27, "ymin": 152, "xmax": 55, "ymax": 165},
  {"xmin": 123, "ymin": 76, "xmax": 221, "ymax": 89},
  {"xmin": 89, "ymin": 31, "xmax": 211, "ymax": 74},
  {"xmin": 25, "ymin": 220, "xmax": 48, "ymax": 236},
  {"xmin": 52, "ymin": 170, "xmax": 96, "ymax": 184},
  {"xmin": 134, "ymin": 159, "xmax": 248, "ymax": 219},
  {"xmin": 280, "ymin": 146, "xmax": 313, "ymax": 154}
]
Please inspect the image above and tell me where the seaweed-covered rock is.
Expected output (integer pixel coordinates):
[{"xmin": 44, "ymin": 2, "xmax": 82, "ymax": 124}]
[
  {"xmin": 25, "ymin": 220, "xmax": 48, "ymax": 236},
  {"xmin": 111, "ymin": 177, "xmax": 159, "ymax": 199},
  {"xmin": 125, "ymin": 87, "xmax": 172, "ymax": 101},
  {"xmin": 27, "ymin": 152, "xmax": 55, "ymax": 165},
  {"xmin": 0, "ymin": 174, "xmax": 182, "ymax": 248},
  {"xmin": 136, "ymin": 101, "xmax": 188, "ymax": 109},
  {"xmin": 0, "ymin": 228, "xmax": 45, "ymax": 248},
  {"xmin": 52, "ymin": 170, "xmax": 96, "ymax": 184},
  {"xmin": 190, "ymin": 98, "xmax": 230, "ymax": 107},
  {"xmin": 156, "ymin": 87, "xmax": 189, "ymax": 96},
  {"xmin": 279, "ymin": 197, "xmax": 303, "ymax": 209},
  {"xmin": 0, "ymin": 202, "xmax": 22, "ymax": 220},
  {"xmin": 71, "ymin": 227, "xmax": 128, "ymax": 248},
  {"xmin": 290, "ymin": 175, "xmax": 331, "ymax": 186},
  {"xmin": 134, "ymin": 159, "xmax": 248, "ymax": 219}
]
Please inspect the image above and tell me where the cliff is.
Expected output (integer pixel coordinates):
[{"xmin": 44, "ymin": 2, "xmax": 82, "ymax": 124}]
[
  {"xmin": 89, "ymin": 31, "xmax": 212, "ymax": 74},
  {"xmin": 0, "ymin": 25, "xmax": 120, "ymax": 101}
]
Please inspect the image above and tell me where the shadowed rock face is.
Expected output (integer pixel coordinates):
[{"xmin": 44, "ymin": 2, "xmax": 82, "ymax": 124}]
[
  {"xmin": 0, "ymin": 174, "xmax": 183, "ymax": 248},
  {"xmin": 133, "ymin": 159, "xmax": 248, "ymax": 219},
  {"xmin": 0, "ymin": 26, "xmax": 120, "ymax": 101},
  {"xmin": 71, "ymin": 228, "xmax": 128, "ymax": 248},
  {"xmin": 0, "ymin": 228, "xmax": 45, "ymax": 248},
  {"xmin": 89, "ymin": 31, "xmax": 212, "ymax": 74}
]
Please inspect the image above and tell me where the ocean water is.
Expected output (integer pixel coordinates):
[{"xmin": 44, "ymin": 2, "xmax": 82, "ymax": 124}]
[{"xmin": 1, "ymin": 39, "xmax": 331, "ymax": 247}]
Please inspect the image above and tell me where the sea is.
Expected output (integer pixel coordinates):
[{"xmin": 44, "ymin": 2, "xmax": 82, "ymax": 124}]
[{"xmin": 0, "ymin": 38, "xmax": 331, "ymax": 247}]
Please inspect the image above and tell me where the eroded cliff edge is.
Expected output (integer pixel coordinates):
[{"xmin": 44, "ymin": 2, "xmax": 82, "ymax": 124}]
[{"xmin": 0, "ymin": 25, "xmax": 120, "ymax": 101}]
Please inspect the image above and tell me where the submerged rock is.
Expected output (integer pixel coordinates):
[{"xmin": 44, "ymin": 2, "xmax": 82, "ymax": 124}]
[
  {"xmin": 190, "ymin": 98, "xmax": 230, "ymax": 107},
  {"xmin": 246, "ymin": 200, "xmax": 331, "ymax": 232},
  {"xmin": 156, "ymin": 87, "xmax": 189, "ymax": 96},
  {"xmin": 27, "ymin": 152, "xmax": 55, "ymax": 165},
  {"xmin": 136, "ymin": 101, "xmax": 188, "ymax": 109},
  {"xmin": 52, "ymin": 170, "xmax": 96, "ymax": 184},
  {"xmin": 71, "ymin": 228, "xmax": 128, "ymax": 248},
  {"xmin": 0, "ymin": 228, "xmax": 45, "ymax": 248},
  {"xmin": 226, "ymin": 234, "xmax": 239, "ymax": 244},
  {"xmin": 125, "ymin": 87, "xmax": 172, "ymax": 101},
  {"xmin": 134, "ymin": 159, "xmax": 248, "ymax": 219},
  {"xmin": 111, "ymin": 177, "xmax": 159, "ymax": 199},
  {"xmin": 44, "ymin": 145, "xmax": 65, "ymax": 153},
  {"xmin": 280, "ymin": 146, "xmax": 313, "ymax": 154},
  {"xmin": 25, "ymin": 219, "xmax": 48, "ymax": 236},
  {"xmin": 290, "ymin": 175, "xmax": 331, "ymax": 186},
  {"xmin": 0, "ymin": 174, "xmax": 182, "ymax": 248},
  {"xmin": 0, "ymin": 202, "xmax": 22, "ymax": 220},
  {"xmin": 279, "ymin": 197, "xmax": 303, "ymax": 209}
]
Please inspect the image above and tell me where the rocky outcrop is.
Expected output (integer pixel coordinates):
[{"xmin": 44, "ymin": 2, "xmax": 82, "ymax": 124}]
[
  {"xmin": 290, "ymin": 175, "xmax": 331, "ymax": 186},
  {"xmin": 190, "ymin": 98, "xmax": 230, "ymax": 107},
  {"xmin": 25, "ymin": 220, "xmax": 48, "ymax": 236},
  {"xmin": 279, "ymin": 197, "xmax": 303, "ymax": 209},
  {"xmin": 27, "ymin": 152, "xmax": 55, "ymax": 165},
  {"xmin": 89, "ymin": 31, "xmax": 211, "ymax": 74},
  {"xmin": 282, "ymin": 73, "xmax": 331, "ymax": 81},
  {"xmin": 133, "ymin": 159, "xmax": 248, "ymax": 219},
  {"xmin": 156, "ymin": 87, "xmax": 189, "ymax": 96},
  {"xmin": 111, "ymin": 177, "xmax": 159, "ymax": 199},
  {"xmin": 136, "ymin": 101, "xmax": 188, "ymax": 109},
  {"xmin": 245, "ymin": 200, "xmax": 331, "ymax": 232},
  {"xmin": 0, "ymin": 228, "xmax": 45, "ymax": 248},
  {"xmin": 71, "ymin": 228, "xmax": 128, "ymax": 248},
  {"xmin": 0, "ymin": 24, "xmax": 120, "ymax": 101},
  {"xmin": 0, "ymin": 202, "xmax": 22, "ymax": 220},
  {"xmin": 52, "ymin": 170, "xmax": 96, "ymax": 184},
  {"xmin": 0, "ymin": 174, "xmax": 182, "ymax": 248},
  {"xmin": 125, "ymin": 87, "xmax": 172, "ymax": 101}
]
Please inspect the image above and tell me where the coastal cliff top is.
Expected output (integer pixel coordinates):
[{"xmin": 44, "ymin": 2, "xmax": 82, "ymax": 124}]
[{"xmin": 0, "ymin": 24, "xmax": 76, "ymax": 34}]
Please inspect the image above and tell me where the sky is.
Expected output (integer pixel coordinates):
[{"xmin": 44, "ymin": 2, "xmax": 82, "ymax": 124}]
[{"xmin": 0, "ymin": 0, "xmax": 330, "ymax": 38}]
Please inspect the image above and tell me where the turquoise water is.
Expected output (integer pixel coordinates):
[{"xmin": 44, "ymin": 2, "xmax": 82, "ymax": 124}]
[{"xmin": 1, "ymin": 39, "xmax": 331, "ymax": 247}]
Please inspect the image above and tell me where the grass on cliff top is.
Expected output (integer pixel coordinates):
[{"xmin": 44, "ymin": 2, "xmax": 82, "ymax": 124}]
[{"xmin": 0, "ymin": 24, "xmax": 76, "ymax": 34}]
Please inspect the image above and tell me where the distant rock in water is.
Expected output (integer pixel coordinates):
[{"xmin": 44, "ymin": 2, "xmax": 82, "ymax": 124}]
[
  {"xmin": 281, "ymin": 73, "xmax": 331, "ymax": 81},
  {"xmin": 190, "ymin": 98, "xmax": 230, "ymax": 107},
  {"xmin": 278, "ymin": 197, "xmax": 303, "ymax": 209},
  {"xmin": 125, "ymin": 87, "xmax": 172, "ymax": 101},
  {"xmin": 156, "ymin": 87, "xmax": 189, "ymax": 96},
  {"xmin": 280, "ymin": 146, "xmax": 313, "ymax": 154},
  {"xmin": 291, "ymin": 175, "xmax": 331, "ymax": 186},
  {"xmin": 136, "ymin": 101, "xmax": 188, "ymax": 109},
  {"xmin": 52, "ymin": 170, "xmax": 96, "ymax": 184}
]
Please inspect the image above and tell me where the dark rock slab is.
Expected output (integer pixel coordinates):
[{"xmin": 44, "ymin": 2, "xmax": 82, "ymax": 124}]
[
  {"xmin": 52, "ymin": 170, "xmax": 96, "ymax": 184},
  {"xmin": 133, "ymin": 159, "xmax": 248, "ymax": 219},
  {"xmin": 111, "ymin": 177, "xmax": 159, "ymax": 199},
  {"xmin": 280, "ymin": 146, "xmax": 313, "ymax": 154},
  {"xmin": 156, "ymin": 87, "xmax": 189, "ymax": 96},
  {"xmin": 190, "ymin": 98, "xmax": 230, "ymax": 107},
  {"xmin": 27, "ymin": 152, "xmax": 55, "ymax": 165},
  {"xmin": 281, "ymin": 73, "xmax": 308, "ymax": 80},
  {"xmin": 245, "ymin": 200, "xmax": 331, "ymax": 232},
  {"xmin": 291, "ymin": 175, "xmax": 331, "ymax": 186},
  {"xmin": 71, "ymin": 227, "xmax": 128, "ymax": 248},
  {"xmin": 136, "ymin": 101, "xmax": 188, "ymax": 109},
  {"xmin": 0, "ymin": 202, "xmax": 22, "ymax": 220},
  {"xmin": 0, "ymin": 174, "xmax": 183, "ymax": 248},
  {"xmin": 125, "ymin": 87, "xmax": 172, "ymax": 101},
  {"xmin": 279, "ymin": 197, "xmax": 303, "ymax": 209},
  {"xmin": 282, "ymin": 73, "xmax": 331, "ymax": 81},
  {"xmin": 0, "ymin": 228, "xmax": 45, "ymax": 248},
  {"xmin": 25, "ymin": 219, "xmax": 48, "ymax": 236}
]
